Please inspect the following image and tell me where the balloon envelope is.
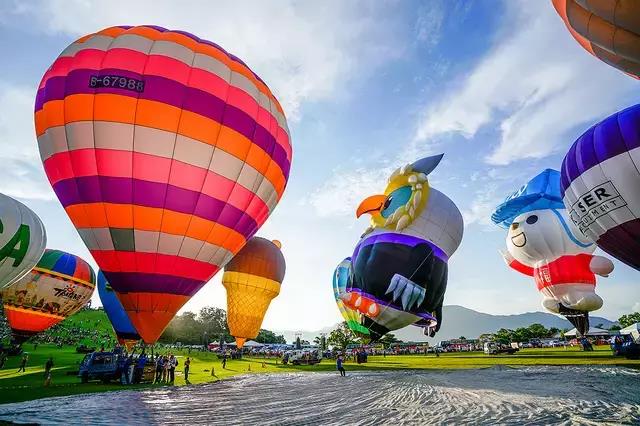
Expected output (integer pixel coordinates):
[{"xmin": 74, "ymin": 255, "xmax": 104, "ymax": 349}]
[
  {"xmin": 552, "ymin": 0, "xmax": 640, "ymax": 79},
  {"xmin": 97, "ymin": 271, "xmax": 140, "ymax": 348},
  {"xmin": 1, "ymin": 249, "xmax": 96, "ymax": 343},
  {"xmin": 222, "ymin": 237, "xmax": 285, "ymax": 348},
  {"xmin": 0, "ymin": 193, "xmax": 46, "ymax": 290},
  {"xmin": 561, "ymin": 104, "xmax": 640, "ymax": 271},
  {"xmin": 332, "ymin": 258, "xmax": 370, "ymax": 338},
  {"xmin": 35, "ymin": 26, "xmax": 292, "ymax": 343}
]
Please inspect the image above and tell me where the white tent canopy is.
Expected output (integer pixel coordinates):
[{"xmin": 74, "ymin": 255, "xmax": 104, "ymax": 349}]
[
  {"xmin": 619, "ymin": 323, "xmax": 640, "ymax": 342},
  {"xmin": 564, "ymin": 327, "xmax": 612, "ymax": 337},
  {"xmin": 242, "ymin": 340, "xmax": 264, "ymax": 348}
]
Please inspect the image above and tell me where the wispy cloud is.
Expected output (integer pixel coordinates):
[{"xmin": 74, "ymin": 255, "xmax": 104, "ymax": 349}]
[
  {"xmin": 413, "ymin": 1, "xmax": 639, "ymax": 166},
  {"xmin": 0, "ymin": 84, "xmax": 54, "ymax": 200},
  {"xmin": 7, "ymin": 0, "xmax": 404, "ymax": 120}
]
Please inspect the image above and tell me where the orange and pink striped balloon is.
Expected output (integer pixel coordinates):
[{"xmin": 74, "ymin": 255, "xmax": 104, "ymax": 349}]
[{"xmin": 35, "ymin": 25, "xmax": 292, "ymax": 343}]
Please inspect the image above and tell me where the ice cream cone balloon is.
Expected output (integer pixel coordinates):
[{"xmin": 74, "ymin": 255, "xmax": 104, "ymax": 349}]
[{"xmin": 222, "ymin": 237, "xmax": 285, "ymax": 348}]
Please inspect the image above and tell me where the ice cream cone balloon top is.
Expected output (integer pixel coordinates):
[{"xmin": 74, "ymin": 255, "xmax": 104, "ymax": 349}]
[
  {"xmin": 492, "ymin": 169, "xmax": 613, "ymax": 336},
  {"xmin": 222, "ymin": 237, "xmax": 285, "ymax": 348},
  {"xmin": 345, "ymin": 154, "xmax": 464, "ymax": 341},
  {"xmin": 97, "ymin": 271, "xmax": 140, "ymax": 349},
  {"xmin": 35, "ymin": 26, "xmax": 292, "ymax": 344},
  {"xmin": 561, "ymin": 104, "xmax": 640, "ymax": 272},
  {"xmin": 2, "ymin": 249, "xmax": 96, "ymax": 343},
  {"xmin": 0, "ymin": 193, "xmax": 47, "ymax": 290},
  {"xmin": 332, "ymin": 257, "xmax": 370, "ymax": 338}
]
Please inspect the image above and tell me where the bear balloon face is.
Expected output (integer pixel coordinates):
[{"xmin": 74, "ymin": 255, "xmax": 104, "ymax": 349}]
[{"xmin": 506, "ymin": 209, "xmax": 594, "ymax": 267}]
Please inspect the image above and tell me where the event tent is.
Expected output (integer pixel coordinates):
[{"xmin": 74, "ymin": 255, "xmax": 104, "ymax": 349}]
[
  {"xmin": 620, "ymin": 323, "xmax": 640, "ymax": 342},
  {"xmin": 564, "ymin": 327, "xmax": 613, "ymax": 337}
]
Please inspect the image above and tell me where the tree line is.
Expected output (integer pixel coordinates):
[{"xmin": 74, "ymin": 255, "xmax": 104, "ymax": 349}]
[{"xmin": 159, "ymin": 306, "xmax": 286, "ymax": 345}]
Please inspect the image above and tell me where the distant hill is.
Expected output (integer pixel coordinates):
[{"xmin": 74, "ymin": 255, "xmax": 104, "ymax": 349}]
[{"xmin": 276, "ymin": 305, "xmax": 616, "ymax": 344}]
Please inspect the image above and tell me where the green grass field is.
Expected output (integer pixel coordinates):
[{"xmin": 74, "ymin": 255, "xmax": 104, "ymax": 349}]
[{"xmin": 0, "ymin": 344, "xmax": 638, "ymax": 405}]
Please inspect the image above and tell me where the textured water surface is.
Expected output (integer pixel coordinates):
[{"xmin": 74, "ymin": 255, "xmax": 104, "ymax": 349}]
[{"xmin": 1, "ymin": 366, "xmax": 639, "ymax": 425}]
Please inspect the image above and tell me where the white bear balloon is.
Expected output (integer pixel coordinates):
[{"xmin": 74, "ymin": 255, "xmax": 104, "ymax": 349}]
[{"xmin": 492, "ymin": 169, "xmax": 613, "ymax": 336}]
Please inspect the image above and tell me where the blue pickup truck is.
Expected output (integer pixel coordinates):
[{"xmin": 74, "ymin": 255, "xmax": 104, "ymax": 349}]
[{"xmin": 78, "ymin": 351, "xmax": 121, "ymax": 383}]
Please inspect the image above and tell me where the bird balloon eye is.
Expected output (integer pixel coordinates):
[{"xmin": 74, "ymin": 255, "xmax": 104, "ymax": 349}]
[
  {"xmin": 383, "ymin": 197, "xmax": 393, "ymax": 210},
  {"xmin": 526, "ymin": 215, "xmax": 538, "ymax": 225}
]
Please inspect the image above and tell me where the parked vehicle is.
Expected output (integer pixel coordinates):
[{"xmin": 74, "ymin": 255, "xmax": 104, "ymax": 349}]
[
  {"xmin": 484, "ymin": 342, "xmax": 519, "ymax": 355},
  {"xmin": 288, "ymin": 350, "xmax": 322, "ymax": 365},
  {"xmin": 78, "ymin": 351, "xmax": 120, "ymax": 383}
]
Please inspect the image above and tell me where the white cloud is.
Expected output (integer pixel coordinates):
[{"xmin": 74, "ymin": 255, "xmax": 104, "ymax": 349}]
[
  {"xmin": 413, "ymin": 1, "xmax": 639, "ymax": 165},
  {"xmin": 0, "ymin": 84, "xmax": 55, "ymax": 200},
  {"xmin": 10, "ymin": 0, "xmax": 403, "ymax": 120},
  {"xmin": 633, "ymin": 302, "xmax": 640, "ymax": 313}
]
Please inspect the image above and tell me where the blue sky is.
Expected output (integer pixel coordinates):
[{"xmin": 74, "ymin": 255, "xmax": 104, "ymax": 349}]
[{"xmin": 1, "ymin": 0, "xmax": 639, "ymax": 332}]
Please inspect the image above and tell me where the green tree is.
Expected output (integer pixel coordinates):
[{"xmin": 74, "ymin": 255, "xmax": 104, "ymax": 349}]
[
  {"xmin": 618, "ymin": 312, "xmax": 640, "ymax": 328},
  {"xmin": 255, "ymin": 329, "xmax": 286, "ymax": 344},
  {"xmin": 379, "ymin": 333, "xmax": 401, "ymax": 349},
  {"xmin": 494, "ymin": 328, "xmax": 513, "ymax": 344},
  {"xmin": 327, "ymin": 322, "xmax": 355, "ymax": 350},
  {"xmin": 609, "ymin": 325, "xmax": 622, "ymax": 331}
]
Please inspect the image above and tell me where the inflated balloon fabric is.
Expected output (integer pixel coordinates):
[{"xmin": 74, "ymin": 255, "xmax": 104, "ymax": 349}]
[
  {"xmin": 35, "ymin": 25, "xmax": 292, "ymax": 343},
  {"xmin": 222, "ymin": 237, "xmax": 285, "ymax": 348}
]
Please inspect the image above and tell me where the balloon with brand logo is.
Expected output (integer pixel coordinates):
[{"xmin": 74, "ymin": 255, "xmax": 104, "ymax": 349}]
[
  {"xmin": 332, "ymin": 257, "xmax": 369, "ymax": 338},
  {"xmin": 561, "ymin": 104, "xmax": 640, "ymax": 272},
  {"xmin": 222, "ymin": 237, "xmax": 285, "ymax": 348},
  {"xmin": 1, "ymin": 249, "xmax": 96, "ymax": 343},
  {"xmin": 492, "ymin": 169, "xmax": 613, "ymax": 336},
  {"xmin": 97, "ymin": 271, "xmax": 140, "ymax": 350},
  {"xmin": 552, "ymin": 0, "xmax": 640, "ymax": 79},
  {"xmin": 35, "ymin": 26, "xmax": 292, "ymax": 343},
  {"xmin": 0, "ymin": 193, "xmax": 46, "ymax": 290}
]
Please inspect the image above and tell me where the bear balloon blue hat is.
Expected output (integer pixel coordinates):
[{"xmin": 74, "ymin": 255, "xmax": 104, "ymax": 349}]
[{"xmin": 491, "ymin": 169, "xmax": 564, "ymax": 228}]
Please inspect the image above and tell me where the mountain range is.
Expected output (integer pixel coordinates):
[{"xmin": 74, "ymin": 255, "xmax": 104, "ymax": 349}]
[{"xmin": 276, "ymin": 305, "xmax": 616, "ymax": 344}]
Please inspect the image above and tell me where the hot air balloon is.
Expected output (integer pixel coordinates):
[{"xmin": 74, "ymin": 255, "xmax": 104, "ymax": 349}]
[
  {"xmin": 222, "ymin": 237, "xmax": 285, "ymax": 348},
  {"xmin": 97, "ymin": 271, "xmax": 140, "ymax": 350},
  {"xmin": 332, "ymin": 257, "xmax": 370, "ymax": 338},
  {"xmin": 492, "ymin": 169, "xmax": 613, "ymax": 336},
  {"xmin": 342, "ymin": 154, "xmax": 464, "ymax": 341},
  {"xmin": 561, "ymin": 104, "xmax": 640, "ymax": 271},
  {"xmin": 35, "ymin": 26, "xmax": 292, "ymax": 344},
  {"xmin": 0, "ymin": 193, "xmax": 46, "ymax": 290},
  {"xmin": 552, "ymin": 0, "xmax": 640, "ymax": 79},
  {"xmin": 1, "ymin": 249, "xmax": 96, "ymax": 343}
]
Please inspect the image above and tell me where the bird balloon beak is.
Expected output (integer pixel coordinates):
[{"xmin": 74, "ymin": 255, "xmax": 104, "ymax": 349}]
[{"xmin": 356, "ymin": 194, "xmax": 386, "ymax": 218}]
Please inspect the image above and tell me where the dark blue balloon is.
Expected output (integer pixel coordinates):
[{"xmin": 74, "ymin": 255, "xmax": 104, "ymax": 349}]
[{"xmin": 97, "ymin": 271, "xmax": 140, "ymax": 343}]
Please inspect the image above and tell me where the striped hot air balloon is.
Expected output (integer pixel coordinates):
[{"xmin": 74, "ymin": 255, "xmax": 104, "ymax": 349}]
[
  {"xmin": 1, "ymin": 249, "xmax": 96, "ymax": 343},
  {"xmin": 332, "ymin": 258, "xmax": 370, "ymax": 338},
  {"xmin": 552, "ymin": 0, "xmax": 640, "ymax": 79},
  {"xmin": 35, "ymin": 26, "xmax": 292, "ymax": 344}
]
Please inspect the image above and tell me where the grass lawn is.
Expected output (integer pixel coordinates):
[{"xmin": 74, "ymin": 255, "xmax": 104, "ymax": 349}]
[{"xmin": 0, "ymin": 344, "xmax": 638, "ymax": 405}]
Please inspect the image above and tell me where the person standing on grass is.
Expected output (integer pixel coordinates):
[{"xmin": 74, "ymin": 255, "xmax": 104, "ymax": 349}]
[
  {"xmin": 155, "ymin": 355, "xmax": 164, "ymax": 383},
  {"xmin": 169, "ymin": 354, "xmax": 177, "ymax": 383},
  {"xmin": 184, "ymin": 357, "xmax": 191, "ymax": 382},
  {"xmin": 0, "ymin": 352, "xmax": 7, "ymax": 369},
  {"xmin": 337, "ymin": 355, "xmax": 346, "ymax": 377},
  {"xmin": 44, "ymin": 357, "xmax": 54, "ymax": 377},
  {"xmin": 17, "ymin": 354, "xmax": 28, "ymax": 373},
  {"xmin": 222, "ymin": 352, "xmax": 227, "ymax": 369}
]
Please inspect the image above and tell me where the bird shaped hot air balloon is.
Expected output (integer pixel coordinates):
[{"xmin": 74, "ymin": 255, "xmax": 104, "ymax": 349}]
[
  {"xmin": 552, "ymin": 0, "xmax": 640, "ymax": 79},
  {"xmin": 0, "ymin": 193, "xmax": 46, "ymax": 290},
  {"xmin": 1, "ymin": 249, "xmax": 96, "ymax": 344},
  {"xmin": 561, "ymin": 104, "xmax": 640, "ymax": 272},
  {"xmin": 97, "ymin": 271, "xmax": 140, "ymax": 350},
  {"xmin": 222, "ymin": 237, "xmax": 285, "ymax": 348},
  {"xmin": 34, "ymin": 26, "xmax": 292, "ymax": 344},
  {"xmin": 342, "ymin": 154, "xmax": 464, "ymax": 341},
  {"xmin": 332, "ymin": 257, "xmax": 370, "ymax": 338},
  {"xmin": 492, "ymin": 169, "xmax": 613, "ymax": 336}
]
